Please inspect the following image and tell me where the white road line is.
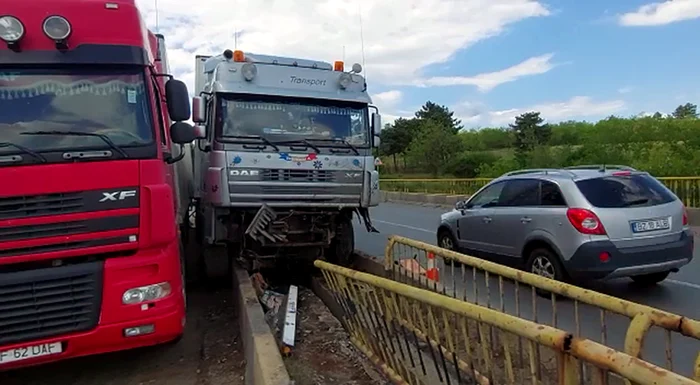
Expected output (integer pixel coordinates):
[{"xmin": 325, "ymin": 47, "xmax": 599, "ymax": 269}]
[
  {"xmin": 372, "ymin": 220, "xmax": 435, "ymax": 234},
  {"xmin": 666, "ymin": 279, "xmax": 700, "ymax": 290}
]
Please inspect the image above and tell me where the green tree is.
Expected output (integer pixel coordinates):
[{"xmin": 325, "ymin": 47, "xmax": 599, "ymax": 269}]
[
  {"xmin": 407, "ymin": 120, "xmax": 463, "ymax": 176},
  {"xmin": 672, "ymin": 103, "xmax": 698, "ymax": 119},
  {"xmin": 510, "ymin": 111, "xmax": 549, "ymax": 167},
  {"xmin": 415, "ymin": 101, "xmax": 463, "ymax": 134}
]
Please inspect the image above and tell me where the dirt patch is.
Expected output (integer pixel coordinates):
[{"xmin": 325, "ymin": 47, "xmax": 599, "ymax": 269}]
[
  {"xmin": 0, "ymin": 288, "xmax": 245, "ymax": 385},
  {"xmin": 283, "ymin": 287, "xmax": 386, "ymax": 385}
]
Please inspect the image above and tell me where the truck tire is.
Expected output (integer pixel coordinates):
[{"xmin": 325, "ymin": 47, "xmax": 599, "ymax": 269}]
[{"xmin": 329, "ymin": 215, "xmax": 354, "ymax": 266}]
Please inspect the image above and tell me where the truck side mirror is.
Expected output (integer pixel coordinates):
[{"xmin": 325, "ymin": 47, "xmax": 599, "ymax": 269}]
[
  {"xmin": 372, "ymin": 113, "xmax": 382, "ymax": 135},
  {"xmin": 373, "ymin": 135, "xmax": 381, "ymax": 148},
  {"xmin": 170, "ymin": 122, "xmax": 197, "ymax": 144},
  {"xmin": 192, "ymin": 96, "xmax": 206, "ymax": 123},
  {"xmin": 165, "ymin": 79, "xmax": 191, "ymax": 122}
]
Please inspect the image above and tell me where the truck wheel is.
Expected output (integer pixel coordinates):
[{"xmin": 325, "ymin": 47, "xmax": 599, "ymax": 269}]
[{"xmin": 329, "ymin": 215, "xmax": 354, "ymax": 266}]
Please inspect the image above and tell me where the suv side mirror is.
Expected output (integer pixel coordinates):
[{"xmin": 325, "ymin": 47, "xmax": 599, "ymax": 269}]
[
  {"xmin": 192, "ymin": 96, "xmax": 206, "ymax": 123},
  {"xmin": 165, "ymin": 79, "xmax": 191, "ymax": 122},
  {"xmin": 455, "ymin": 200, "xmax": 466, "ymax": 210},
  {"xmin": 170, "ymin": 122, "xmax": 197, "ymax": 144}
]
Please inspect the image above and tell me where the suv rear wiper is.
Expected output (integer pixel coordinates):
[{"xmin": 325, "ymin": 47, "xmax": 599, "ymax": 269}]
[
  {"xmin": 229, "ymin": 135, "xmax": 280, "ymax": 152},
  {"xmin": 0, "ymin": 142, "xmax": 47, "ymax": 163},
  {"xmin": 306, "ymin": 138, "xmax": 359, "ymax": 155},
  {"xmin": 623, "ymin": 198, "xmax": 649, "ymax": 207},
  {"xmin": 272, "ymin": 139, "xmax": 321, "ymax": 153},
  {"xmin": 21, "ymin": 130, "xmax": 128, "ymax": 158}
]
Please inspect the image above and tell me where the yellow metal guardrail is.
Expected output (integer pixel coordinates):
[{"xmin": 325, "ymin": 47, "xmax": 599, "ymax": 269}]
[
  {"xmin": 315, "ymin": 259, "xmax": 700, "ymax": 385},
  {"xmin": 385, "ymin": 235, "xmax": 700, "ymax": 383},
  {"xmin": 379, "ymin": 177, "xmax": 700, "ymax": 207}
]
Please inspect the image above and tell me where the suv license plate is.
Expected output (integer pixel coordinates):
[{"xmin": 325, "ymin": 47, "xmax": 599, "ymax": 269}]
[
  {"xmin": 0, "ymin": 342, "xmax": 62, "ymax": 365},
  {"xmin": 631, "ymin": 218, "xmax": 670, "ymax": 233}
]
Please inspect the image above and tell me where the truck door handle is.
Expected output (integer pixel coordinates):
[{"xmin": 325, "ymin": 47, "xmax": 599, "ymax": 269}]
[
  {"xmin": 482, "ymin": 217, "xmax": 492, "ymax": 223},
  {"xmin": 520, "ymin": 217, "xmax": 532, "ymax": 223}
]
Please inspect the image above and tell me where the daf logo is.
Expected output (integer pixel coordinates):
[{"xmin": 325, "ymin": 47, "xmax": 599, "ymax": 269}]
[
  {"xmin": 100, "ymin": 190, "xmax": 137, "ymax": 202},
  {"xmin": 230, "ymin": 169, "xmax": 260, "ymax": 176},
  {"xmin": 346, "ymin": 172, "xmax": 361, "ymax": 178}
]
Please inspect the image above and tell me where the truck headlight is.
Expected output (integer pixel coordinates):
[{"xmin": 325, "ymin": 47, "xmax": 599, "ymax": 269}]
[
  {"xmin": 339, "ymin": 73, "xmax": 352, "ymax": 89},
  {"xmin": 122, "ymin": 282, "xmax": 172, "ymax": 305},
  {"xmin": 0, "ymin": 16, "xmax": 25, "ymax": 43},
  {"xmin": 242, "ymin": 63, "xmax": 257, "ymax": 81},
  {"xmin": 43, "ymin": 15, "xmax": 71, "ymax": 41}
]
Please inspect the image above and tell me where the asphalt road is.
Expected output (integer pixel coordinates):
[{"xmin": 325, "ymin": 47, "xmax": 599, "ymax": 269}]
[{"xmin": 354, "ymin": 201, "xmax": 700, "ymax": 379}]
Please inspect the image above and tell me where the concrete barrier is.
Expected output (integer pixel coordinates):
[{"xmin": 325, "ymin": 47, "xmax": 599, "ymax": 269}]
[
  {"xmin": 232, "ymin": 266, "xmax": 293, "ymax": 385},
  {"xmin": 380, "ymin": 191, "xmax": 700, "ymax": 226}
]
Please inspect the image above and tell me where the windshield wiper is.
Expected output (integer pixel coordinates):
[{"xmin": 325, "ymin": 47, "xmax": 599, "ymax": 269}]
[
  {"xmin": 228, "ymin": 135, "xmax": 280, "ymax": 152},
  {"xmin": 305, "ymin": 138, "xmax": 360, "ymax": 155},
  {"xmin": 21, "ymin": 131, "xmax": 128, "ymax": 158},
  {"xmin": 0, "ymin": 142, "xmax": 47, "ymax": 163},
  {"xmin": 273, "ymin": 139, "xmax": 321, "ymax": 153},
  {"xmin": 623, "ymin": 198, "xmax": 649, "ymax": 207}
]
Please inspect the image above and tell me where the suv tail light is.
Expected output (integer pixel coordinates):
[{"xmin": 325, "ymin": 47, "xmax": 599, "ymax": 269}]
[
  {"xmin": 682, "ymin": 204, "xmax": 689, "ymax": 227},
  {"xmin": 566, "ymin": 208, "xmax": 607, "ymax": 235}
]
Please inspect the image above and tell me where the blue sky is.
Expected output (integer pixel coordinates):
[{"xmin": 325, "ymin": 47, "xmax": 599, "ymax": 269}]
[{"xmin": 138, "ymin": 0, "xmax": 700, "ymax": 128}]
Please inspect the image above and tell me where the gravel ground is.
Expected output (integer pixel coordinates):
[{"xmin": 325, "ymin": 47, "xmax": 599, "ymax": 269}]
[{"xmin": 0, "ymin": 286, "xmax": 245, "ymax": 385}]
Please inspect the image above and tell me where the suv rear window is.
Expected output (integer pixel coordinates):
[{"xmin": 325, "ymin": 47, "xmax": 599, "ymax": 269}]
[{"xmin": 575, "ymin": 174, "xmax": 676, "ymax": 208}]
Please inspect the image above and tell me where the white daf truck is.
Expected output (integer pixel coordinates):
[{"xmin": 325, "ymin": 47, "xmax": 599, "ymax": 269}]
[{"xmin": 187, "ymin": 49, "xmax": 381, "ymax": 275}]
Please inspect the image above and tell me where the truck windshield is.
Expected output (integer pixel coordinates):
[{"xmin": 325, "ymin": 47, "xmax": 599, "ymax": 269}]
[
  {"xmin": 218, "ymin": 95, "xmax": 369, "ymax": 147},
  {"xmin": 0, "ymin": 68, "xmax": 154, "ymax": 156}
]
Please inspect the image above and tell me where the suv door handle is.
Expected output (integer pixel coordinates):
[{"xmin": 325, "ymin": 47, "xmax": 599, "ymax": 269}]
[
  {"xmin": 520, "ymin": 217, "xmax": 532, "ymax": 223},
  {"xmin": 482, "ymin": 217, "xmax": 492, "ymax": 223}
]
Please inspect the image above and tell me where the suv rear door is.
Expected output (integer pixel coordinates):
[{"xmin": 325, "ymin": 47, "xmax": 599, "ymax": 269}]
[{"xmin": 574, "ymin": 173, "xmax": 684, "ymax": 248}]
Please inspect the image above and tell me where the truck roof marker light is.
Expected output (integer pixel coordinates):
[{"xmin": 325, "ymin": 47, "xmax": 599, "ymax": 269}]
[
  {"xmin": 334, "ymin": 61, "xmax": 344, "ymax": 71},
  {"xmin": 0, "ymin": 16, "xmax": 25, "ymax": 48},
  {"xmin": 105, "ymin": 2, "xmax": 119, "ymax": 9},
  {"xmin": 233, "ymin": 50, "xmax": 245, "ymax": 62},
  {"xmin": 350, "ymin": 63, "xmax": 362, "ymax": 74},
  {"xmin": 242, "ymin": 63, "xmax": 257, "ymax": 81},
  {"xmin": 223, "ymin": 49, "xmax": 233, "ymax": 60},
  {"xmin": 43, "ymin": 15, "xmax": 72, "ymax": 48},
  {"xmin": 339, "ymin": 72, "xmax": 352, "ymax": 89}
]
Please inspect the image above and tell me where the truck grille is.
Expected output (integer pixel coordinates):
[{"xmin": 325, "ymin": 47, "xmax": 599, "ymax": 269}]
[
  {"xmin": 0, "ymin": 192, "xmax": 83, "ymax": 221},
  {"xmin": 0, "ymin": 262, "xmax": 103, "ymax": 345},
  {"xmin": 262, "ymin": 169, "xmax": 334, "ymax": 182}
]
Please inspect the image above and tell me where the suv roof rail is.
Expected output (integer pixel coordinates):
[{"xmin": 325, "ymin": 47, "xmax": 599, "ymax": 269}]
[
  {"xmin": 564, "ymin": 164, "xmax": 637, "ymax": 172},
  {"xmin": 502, "ymin": 168, "xmax": 576, "ymax": 177}
]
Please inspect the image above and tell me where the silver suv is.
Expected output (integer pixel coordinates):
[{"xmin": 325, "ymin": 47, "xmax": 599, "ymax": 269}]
[{"xmin": 437, "ymin": 165, "xmax": 694, "ymax": 285}]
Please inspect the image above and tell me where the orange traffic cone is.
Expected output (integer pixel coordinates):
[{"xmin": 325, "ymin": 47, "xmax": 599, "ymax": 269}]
[{"xmin": 426, "ymin": 252, "xmax": 439, "ymax": 281}]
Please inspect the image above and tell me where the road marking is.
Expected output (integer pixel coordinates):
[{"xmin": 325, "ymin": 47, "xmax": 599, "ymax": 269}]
[
  {"xmin": 373, "ymin": 220, "xmax": 434, "ymax": 234},
  {"xmin": 666, "ymin": 279, "xmax": 700, "ymax": 290}
]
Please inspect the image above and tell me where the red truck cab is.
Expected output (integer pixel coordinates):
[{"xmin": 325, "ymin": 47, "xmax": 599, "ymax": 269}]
[{"xmin": 0, "ymin": 0, "xmax": 197, "ymax": 370}]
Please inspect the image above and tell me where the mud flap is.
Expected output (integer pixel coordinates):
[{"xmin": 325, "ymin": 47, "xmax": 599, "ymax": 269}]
[
  {"xmin": 245, "ymin": 204, "xmax": 287, "ymax": 243},
  {"xmin": 356, "ymin": 207, "xmax": 379, "ymax": 233}
]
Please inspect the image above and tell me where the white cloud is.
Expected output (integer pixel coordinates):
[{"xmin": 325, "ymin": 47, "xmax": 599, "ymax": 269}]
[
  {"xmin": 617, "ymin": 86, "xmax": 634, "ymax": 94},
  {"xmin": 454, "ymin": 96, "xmax": 626, "ymax": 126},
  {"xmin": 136, "ymin": 0, "xmax": 550, "ymax": 94},
  {"xmin": 619, "ymin": 0, "xmax": 700, "ymax": 26},
  {"xmin": 413, "ymin": 53, "xmax": 556, "ymax": 92},
  {"xmin": 372, "ymin": 90, "xmax": 402, "ymax": 108}
]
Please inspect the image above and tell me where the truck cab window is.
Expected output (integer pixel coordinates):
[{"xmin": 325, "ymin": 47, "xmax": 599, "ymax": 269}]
[{"xmin": 0, "ymin": 69, "xmax": 155, "ymax": 156}]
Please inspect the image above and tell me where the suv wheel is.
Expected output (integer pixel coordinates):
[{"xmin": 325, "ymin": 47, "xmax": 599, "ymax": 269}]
[
  {"xmin": 437, "ymin": 230, "xmax": 460, "ymax": 265},
  {"xmin": 526, "ymin": 248, "xmax": 566, "ymax": 282},
  {"xmin": 631, "ymin": 271, "xmax": 670, "ymax": 286}
]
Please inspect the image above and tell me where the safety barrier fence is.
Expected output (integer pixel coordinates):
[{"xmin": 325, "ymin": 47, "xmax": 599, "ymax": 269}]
[
  {"xmin": 379, "ymin": 177, "xmax": 700, "ymax": 207},
  {"xmin": 315, "ymin": 259, "xmax": 700, "ymax": 385},
  {"xmin": 385, "ymin": 235, "xmax": 700, "ymax": 383}
]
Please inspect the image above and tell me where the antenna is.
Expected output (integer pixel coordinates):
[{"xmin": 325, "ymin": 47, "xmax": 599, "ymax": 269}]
[
  {"xmin": 358, "ymin": 3, "xmax": 366, "ymax": 80},
  {"xmin": 154, "ymin": 0, "xmax": 159, "ymax": 32},
  {"xmin": 233, "ymin": 0, "xmax": 238, "ymax": 50}
]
